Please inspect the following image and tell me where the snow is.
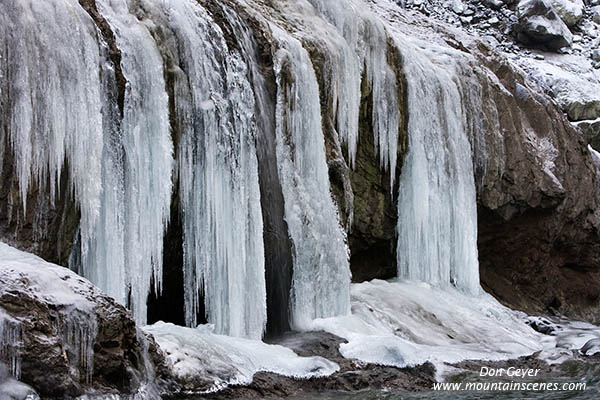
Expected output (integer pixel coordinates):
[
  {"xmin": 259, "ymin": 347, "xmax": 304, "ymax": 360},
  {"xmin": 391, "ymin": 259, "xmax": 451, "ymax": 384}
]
[
  {"xmin": 301, "ymin": 279, "xmax": 600, "ymax": 377},
  {"xmin": 0, "ymin": 242, "xmax": 98, "ymax": 382},
  {"xmin": 305, "ymin": 280, "xmax": 549, "ymax": 375},
  {"xmin": 144, "ymin": 322, "xmax": 339, "ymax": 393}
]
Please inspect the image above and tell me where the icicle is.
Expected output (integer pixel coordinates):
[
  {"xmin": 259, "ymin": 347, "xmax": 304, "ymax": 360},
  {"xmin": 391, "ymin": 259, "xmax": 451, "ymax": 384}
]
[
  {"xmin": 57, "ymin": 311, "xmax": 98, "ymax": 384},
  {"xmin": 88, "ymin": 0, "xmax": 174, "ymax": 325},
  {"xmin": 302, "ymin": 0, "xmax": 401, "ymax": 185},
  {"xmin": 272, "ymin": 27, "xmax": 351, "ymax": 330},
  {"xmin": 0, "ymin": 0, "xmax": 104, "ymax": 250},
  {"xmin": 133, "ymin": 0, "xmax": 266, "ymax": 338},
  {"xmin": 0, "ymin": 309, "xmax": 22, "ymax": 380},
  {"xmin": 394, "ymin": 39, "xmax": 481, "ymax": 295}
]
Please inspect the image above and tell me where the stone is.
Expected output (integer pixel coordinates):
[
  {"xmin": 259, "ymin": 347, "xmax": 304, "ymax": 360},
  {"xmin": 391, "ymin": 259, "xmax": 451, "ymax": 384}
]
[
  {"xmin": 549, "ymin": 0, "xmax": 584, "ymax": 27},
  {"xmin": 0, "ymin": 244, "xmax": 164, "ymax": 398},
  {"xmin": 574, "ymin": 118, "xmax": 600, "ymax": 150},
  {"xmin": 515, "ymin": 0, "xmax": 573, "ymax": 50},
  {"xmin": 452, "ymin": 0, "xmax": 465, "ymax": 14},
  {"xmin": 484, "ymin": 0, "xmax": 505, "ymax": 8},
  {"xmin": 592, "ymin": 6, "xmax": 600, "ymax": 24}
]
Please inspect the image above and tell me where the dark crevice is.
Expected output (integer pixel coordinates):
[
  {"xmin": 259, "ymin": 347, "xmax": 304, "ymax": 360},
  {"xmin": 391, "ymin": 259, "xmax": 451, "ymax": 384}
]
[
  {"xmin": 147, "ymin": 183, "xmax": 187, "ymax": 326},
  {"xmin": 78, "ymin": 0, "xmax": 127, "ymax": 117}
]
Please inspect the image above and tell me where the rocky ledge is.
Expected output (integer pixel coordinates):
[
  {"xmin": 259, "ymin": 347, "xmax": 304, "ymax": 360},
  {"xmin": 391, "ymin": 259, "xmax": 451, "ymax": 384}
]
[
  {"xmin": 0, "ymin": 243, "xmax": 161, "ymax": 399},
  {"xmin": 161, "ymin": 331, "xmax": 436, "ymax": 399}
]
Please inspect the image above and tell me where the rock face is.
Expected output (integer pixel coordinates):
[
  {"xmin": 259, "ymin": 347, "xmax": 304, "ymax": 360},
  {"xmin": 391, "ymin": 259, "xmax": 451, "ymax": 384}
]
[
  {"xmin": 516, "ymin": 0, "xmax": 573, "ymax": 50},
  {"xmin": 467, "ymin": 46, "xmax": 600, "ymax": 324},
  {"xmin": 0, "ymin": 243, "xmax": 158, "ymax": 398}
]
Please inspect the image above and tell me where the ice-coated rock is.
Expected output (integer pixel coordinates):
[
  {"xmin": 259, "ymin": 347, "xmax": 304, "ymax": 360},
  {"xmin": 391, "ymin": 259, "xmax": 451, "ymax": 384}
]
[
  {"xmin": 0, "ymin": 242, "xmax": 159, "ymax": 398},
  {"xmin": 581, "ymin": 338, "xmax": 600, "ymax": 356},
  {"xmin": 516, "ymin": 0, "xmax": 573, "ymax": 50}
]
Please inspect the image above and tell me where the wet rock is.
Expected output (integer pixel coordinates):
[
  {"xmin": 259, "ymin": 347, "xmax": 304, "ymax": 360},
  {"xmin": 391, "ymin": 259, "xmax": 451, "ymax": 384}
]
[
  {"xmin": 526, "ymin": 316, "xmax": 557, "ymax": 334},
  {"xmin": 516, "ymin": 0, "xmax": 573, "ymax": 50}
]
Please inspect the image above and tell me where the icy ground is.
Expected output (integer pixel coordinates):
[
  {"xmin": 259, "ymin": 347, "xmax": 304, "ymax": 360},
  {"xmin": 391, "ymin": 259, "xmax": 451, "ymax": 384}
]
[
  {"xmin": 2, "ymin": 242, "xmax": 600, "ymax": 395},
  {"xmin": 146, "ymin": 279, "xmax": 600, "ymax": 388}
]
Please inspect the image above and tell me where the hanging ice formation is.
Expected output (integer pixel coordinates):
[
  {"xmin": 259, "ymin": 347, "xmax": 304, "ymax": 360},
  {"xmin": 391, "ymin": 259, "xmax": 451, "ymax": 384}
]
[
  {"xmin": 394, "ymin": 38, "xmax": 481, "ymax": 295},
  {"xmin": 134, "ymin": 0, "xmax": 267, "ymax": 339},
  {"xmin": 0, "ymin": 0, "xmax": 484, "ymax": 337},
  {"xmin": 272, "ymin": 26, "xmax": 352, "ymax": 330},
  {"xmin": 0, "ymin": 310, "xmax": 22, "ymax": 379}
]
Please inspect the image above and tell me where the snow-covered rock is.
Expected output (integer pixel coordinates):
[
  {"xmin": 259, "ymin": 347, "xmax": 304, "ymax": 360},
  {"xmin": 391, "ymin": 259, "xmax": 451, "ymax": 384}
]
[
  {"xmin": 516, "ymin": 0, "xmax": 573, "ymax": 50},
  {"xmin": 550, "ymin": 0, "xmax": 584, "ymax": 26},
  {"xmin": 0, "ymin": 242, "xmax": 158, "ymax": 398},
  {"xmin": 144, "ymin": 322, "xmax": 338, "ymax": 394},
  {"xmin": 518, "ymin": 54, "xmax": 600, "ymax": 120}
]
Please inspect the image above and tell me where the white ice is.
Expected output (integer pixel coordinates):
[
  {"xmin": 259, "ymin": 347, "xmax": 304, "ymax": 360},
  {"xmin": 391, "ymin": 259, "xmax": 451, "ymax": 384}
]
[
  {"xmin": 271, "ymin": 25, "xmax": 352, "ymax": 330},
  {"xmin": 144, "ymin": 321, "xmax": 338, "ymax": 393},
  {"xmin": 133, "ymin": 0, "xmax": 267, "ymax": 338}
]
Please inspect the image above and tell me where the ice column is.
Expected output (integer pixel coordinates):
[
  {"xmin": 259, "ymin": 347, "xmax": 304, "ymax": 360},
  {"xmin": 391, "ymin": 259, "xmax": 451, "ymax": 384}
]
[
  {"xmin": 395, "ymin": 40, "xmax": 480, "ymax": 295},
  {"xmin": 272, "ymin": 27, "xmax": 352, "ymax": 330},
  {"xmin": 135, "ymin": 0, "xmax": 266, "ymax": 338}
]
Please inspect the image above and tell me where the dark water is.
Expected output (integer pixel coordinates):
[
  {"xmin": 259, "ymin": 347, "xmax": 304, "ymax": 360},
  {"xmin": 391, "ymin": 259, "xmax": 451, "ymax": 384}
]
[{"xmin": 290, "ymin": 360, "xmax": 600, "ymax": 400}]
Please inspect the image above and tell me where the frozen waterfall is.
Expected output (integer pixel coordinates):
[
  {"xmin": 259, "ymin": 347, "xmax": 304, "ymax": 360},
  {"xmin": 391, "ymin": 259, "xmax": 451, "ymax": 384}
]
[
  {"xmin": 272, "ymin": 26, "xmax": 352, "ymax": 330},
  {"xmin": 394, "ymin": 38, "xmax": 481, "ymax": 295},
  {"xmin": 0, "ymin": 0, "xmax": 485, "ymax": 340}
]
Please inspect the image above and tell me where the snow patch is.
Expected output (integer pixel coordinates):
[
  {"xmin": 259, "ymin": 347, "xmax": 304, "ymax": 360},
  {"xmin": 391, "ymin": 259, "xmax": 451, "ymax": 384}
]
[{"xmin": 144, "ymin": 322, "xmax": 338, "ymax": 393}]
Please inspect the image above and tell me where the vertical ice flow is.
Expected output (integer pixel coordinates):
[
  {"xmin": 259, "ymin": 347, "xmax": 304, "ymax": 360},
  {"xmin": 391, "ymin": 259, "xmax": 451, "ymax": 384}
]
[
  {"xmin": 272, "ymin": 27, "xmax": 351, "ymax": 330},
  {"xmin": 395, "ymin": 40, "xmax": 480, "ymax": 295},
  {"xmin": 0, "ymin": 0, "xmax": 104, "ymax": 261},
  {"xmin": 86, "ymin": 0, "xmax": 173, "ymax": 325},
  {"xmin": 0, "ymin": 309, "xmax": 22, "ymax": 379},
  {"xmin": 304, "ymin": 0, "xmax": 400, "ymax": 185},
  {"xmin": 136, "ymin": 0, "xmax": 266, "ymax": 338}
]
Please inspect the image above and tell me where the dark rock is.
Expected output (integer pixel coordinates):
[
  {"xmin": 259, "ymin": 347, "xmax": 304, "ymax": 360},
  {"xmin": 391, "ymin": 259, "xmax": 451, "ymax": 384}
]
[
  {"xmin": 576, "ymin": 119, "xmax": 600, "ymax": 151},
  {"xmin": 469, "ymin": 48, "xmax": 600, "ymax": 324},
  {"xmin": 0, "ymin": 247, "xmax": 159, "ymax": 398},
  {"xmin": 515, "ymin": 0, "xmax": 573, "ymax": 50},
  {"xmin": 526, "ymin": 316, "xmax": 557, "ymax": 334}
]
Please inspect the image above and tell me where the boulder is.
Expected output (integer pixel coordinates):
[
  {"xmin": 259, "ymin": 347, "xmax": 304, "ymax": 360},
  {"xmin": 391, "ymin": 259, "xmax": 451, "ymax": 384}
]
[
  {"xmin": 516, "ymin": 0, "xmax": 573, "ymax": 50},
  {"xmin": 0, "ymin": 242, "xmax": 160, "ymax": 398},
  {"xmin": 592, "ymin": 5, "xmax": 600, "ymax": 24},
  {"xmin": 518, "ymin": 55, "xmax": 600, "ymax": 121},
  {"xmin": 549, "ymin": 0, "xmax": 584, "ymax": 26},
  {"xmin": 575, "ymin": 118, "xmax": 600, "ymax": 150}
]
